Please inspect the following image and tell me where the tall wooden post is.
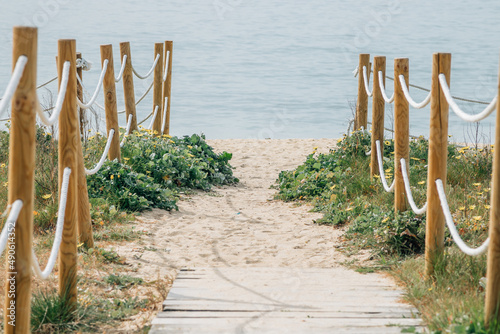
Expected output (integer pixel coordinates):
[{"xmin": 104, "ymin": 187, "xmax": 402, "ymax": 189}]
[
  {"xmin": 425, "ymin": 53, "xmax": 451, "ymax": 276},
  {"xmin": 100, "ymin": 44, "xmax": 121, "ymax": 161},
  {"xmin": 76, "ymin": 52, "xmax": 86, "ymax": 138},
  {"xmin": 370, "ymin": 56, "xmax": 386, "ymax": 177},
  {"xmin": 485, "ymin": 54, "xmax": 500, "ymax": 325},
  {"xmin": 119, "ymin": 42, "xmax": 138, "ymax": 132},
  {"xmin": 4, "ymin": 26, "xmax": 37, "ymax": 334},
  {"xmin": 394, "ymin": 58, "xmax": 409, "ymax": 212},
  {"xmin": 355, "ymin": 53, "xmax": 370, "ymax": 130},
  {"xmin": 152, "ymin": 43, "xmax": 164, "ymax": 135},
  {"xmin": 162, "ymin": 41, "xmax": 173, "ymax": 135},
  {"xmin": 57, "ymin": 39, "xmax": 78, "ymax": 308}
]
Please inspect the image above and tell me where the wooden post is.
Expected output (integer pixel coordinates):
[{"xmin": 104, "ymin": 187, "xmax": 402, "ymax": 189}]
[
  {"xmin": 152, "ymin": 42, "xmax": 164, "ymax": 135},
  {"xmin": 100, "ymin": 44, "xmax": 121, "ymax": 161},
  {"xmin": 162, "ymin": 41, "xmax": 173, "ymax": 135},
  {"xmin": 4, "ymin": 26, "xmax": 37, "ymax": 334},
  {"xmin": 76, "ymin": 52, "xmax": 87, "ymax": 139},
  {"xmin": 355, "ymin": 53, "xmax": 370, "ymax": 130},
  {"xmin": 485, "ymin": 54, "xmax": 500, "ymax": 325},
  {"xmin": 394, "ymin": 58, "xmax": 409, "ymax": 212},
  {"xmin": 119, "ymin": 42, "xmax": 138, "ymax": 132},
  {"xmin": 57, "ymin": 39, "xmax": 78, "ymax": 308},
  {"xmin": 370, "ymin": 56, "xmax": 386, "ymax": 178},
  {"xmin": 425, "ymin": 53, "xmax": 451, "ymax": 276}
]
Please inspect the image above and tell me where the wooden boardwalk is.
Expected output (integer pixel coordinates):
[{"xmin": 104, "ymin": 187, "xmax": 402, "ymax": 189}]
[{"xmin": 150, "ymin": 267, "xmax": 423, "ymax": 333}]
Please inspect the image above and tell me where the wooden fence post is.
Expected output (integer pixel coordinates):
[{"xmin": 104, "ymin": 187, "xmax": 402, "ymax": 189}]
[
  {"xmin": 76, "ymin": 52, "xmax": 86, "ymax": 138},
  {"xmin": 57, "ymin": 39, "xmax": 78, "ymax": 308},
  {"xmin": 162, "ymin": 41, "xmax": 173, "ymax": 135},
  {"xmin": 355, "ymin": 53, "xmax": 370, "ymax": 130},
  {"xmin": 425, "ymin": 53, "xmax": 451, "ymax": 276},
  {"xmin": 100, "ymin": 44, "xmax": 121, "ymax": 161},
  {"xmin": 394, "ymin": 58, "xmax": 409, "ymax": 212},
  {"xmin": 485, "ymin": 54, "xmax": 500, "ymax": 324},
  {"xmin": 152, "ymin": 42, "xmax": 164, "ymax": 135},
  {"xmin": 119, "ymin": 42, "xmax": 138, "ymax": 132},
  {"xmin": 371, "ymin": 56, "xmax": 386, "ymax": 178},
  {"xmin": 4, "ymin": 26, "xmax": 37, "ymax": 334}
]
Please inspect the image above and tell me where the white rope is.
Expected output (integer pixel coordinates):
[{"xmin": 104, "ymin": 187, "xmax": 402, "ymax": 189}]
[
  {"xmin": 132, "ymin": 54, "xmax": 160, "ymax": 80},
  {"xmin": 77, "ymin": 59, "xmax": 108, "ymax": 109},
  {"xmin": 120, "ymin": 114, "xmax": 133, "ymax": 147},
  {"xmin": 76, "ymin": 58, "xmax": 92, "ymax": 71},
  {"xmin": 31, "ymin": 168, "xmax": 71, "ymax": 279},
  {"xmin": 117, "ymin": 80, "xmax": 154, "ymax": 114},
  {"xmin": 439, "ymin": 74, "xmax": 498, "ymax": 122},
  {"xmin": 400, "ymin": 158, "xmax": 427, "ymax": 215},
  {"xmin": 378, "ymin": 71, "xmax": 394, "ymax": 103},
  {"xmin": 398, "ymin": 75, "xmax": 431, "ymax": 109},
  {"xmin": 362, "ymin": 66, "xmax": 373, "ymax": 97},
  {"xmin": 0, "ymin": 56, "xmax": 28, "ymax": 118},
  {"xmin": 163, "ymin": 51, "xmax": 170, "ymax": 82},
  {"xmin": 115, "ymin": 55, "xmax": 127, "ymax": 82},
  {"xmin": 435, "ymin": 179, "xmax": 489, "ymax": 256},
  {"xmin": 36, "ymin": 61, "xmax": 70, "ymax": 126},
  {"xmin": 0, "ymin": 200, "xmax": 23, "ymax": 257},
  {"xmin": 161, "ymin": 97, "xmax": 168, "ymax": 134},
  {"xmin": 37, "ymin": 76, "xmax": 58, "ymax": 89},
  {"xmin": 365, "ymin": 150, "xmax": 371, "ymax": 156},
  {"xmin": 375, "ymin": 140, "xmax": 395, "ymax": 192},
  {"xmin": 85, "ymin": 129, "xmax": 115, "ymax": 175},
  {"xmin": 148, "ymin": 105, "xmax": 159, "ymax": 130}
]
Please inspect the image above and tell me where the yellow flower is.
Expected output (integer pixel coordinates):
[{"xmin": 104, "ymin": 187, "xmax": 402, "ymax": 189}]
[
  {"xmin": 485, "ymin": 205, "xmax": 491, "ymax": 210},
  {"xmin": 473, "ymin": 183, "xmax": 481, "ymax": 186},
  {"xmin": 385, "ymin": 168, "xmax": 392, "ymax": 173},
  {"xmin": 381, "ymin": 217, "xmax": 389, "ymax": 223},
  {"xmin": 169, "ymin": 140, "xmax": 175, "ymax": 144},
  {"xmin": 123, "ymin": 157, "xmax": 130, "ymax": 161},
  {"xmin": 337, "ymin": 138, "xmax": 342, "ymax": 143},
  {"xmin": 477, "ymin": 192, "xmax": 483, "ymax": 195},
  {"xmin": 469, "ymin": 205, "xmax": 476, "ymax": 210},
  {"xmin": 346, "ymin": 207, "xmax": 353, "ymax": 211},
  {"xmin": 385, "ymin": 141, "xmax": 390, "ymax": 145},
  {"xmin": 455, "ymin": 156, "xmax": 461, "ymax": 160},
  {"xmin": 187, "ymin": 145, "xmax": 193, "ymax": 149},
  {"xmin": 473, "ymin": 216, "xmax": 482, "ymax": 221},
  {"xmin": 3, "ymin": 182, "xmax": 8, "ymax": 187},
  {"xmin": 188, "ymin": 154, "xmax": 194, "ymax": 158},
  {"xmin": 42, "ymin": 194, "xmax": 52, "ymax": 199},
  {"xmin": 99, "ymin": 220, "xmax": 104, "ymax": 225},
  {"xmin": 459, "ymin": 206, "xmax": 465, "ymax": 211},
  {"xmin": 110, "ymin": 175, "xmax": 114, "ymax": 180},
  {"xmin": 77, "ymin": 242, "xmax": 84, "ymax": 248},
  {"xmin": 410, "ymin": 157, "xmax": 420, "ymax": 161},
  {"xmin": 418, "ymin": 181, "xmax": 425, "ymax": 185},
  {"xmin": 0, "ymin": 163, "xmax": 5, "ymax": 168},
  {"xmin": 33, "ymin": 211, "xmax": 38, "ymax": 216},
  {"xmin": 163, "ymin": 175, "xmax": 170, "ymax": 181}
]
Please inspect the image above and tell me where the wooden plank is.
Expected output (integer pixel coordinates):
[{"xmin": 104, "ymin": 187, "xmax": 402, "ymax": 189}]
[{"xmin": 151, "ymin": 267, "xmax": 423, "ymax": 333}]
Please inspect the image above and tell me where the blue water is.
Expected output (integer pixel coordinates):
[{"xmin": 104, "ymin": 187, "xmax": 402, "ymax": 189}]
[{"xmin": 1, "ymin": 0, "xmax": 499, "ymax": 142}]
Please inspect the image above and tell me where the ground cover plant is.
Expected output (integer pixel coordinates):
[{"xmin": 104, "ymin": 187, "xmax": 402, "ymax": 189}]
[
  {"xmin": 0, "ymin": 123, "xmax": 237, "ymax": 332},
  {"xmin": 276, "ymin": 130, "xmax": 494, "ymax": 332}
]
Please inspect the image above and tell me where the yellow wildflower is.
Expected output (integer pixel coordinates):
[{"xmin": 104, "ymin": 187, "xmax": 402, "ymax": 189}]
[
  {"xmin": 418, "ymin": 181, "xmax": 425, "ymax": 185},
  {"xmin": 42, "ymin": 194, "xmax": 52, "ymax": 199}
]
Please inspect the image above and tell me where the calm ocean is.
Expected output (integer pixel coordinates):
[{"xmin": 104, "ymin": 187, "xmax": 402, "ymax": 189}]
[{"xmin": 1, "ymin": 0, "xmax": 499, "ymax": 142}]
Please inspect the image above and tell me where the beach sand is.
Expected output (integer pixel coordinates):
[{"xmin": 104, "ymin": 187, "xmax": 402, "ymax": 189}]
[{"xmin": 113, "ymin": 138, "xmax": 375, "ymax": 330}]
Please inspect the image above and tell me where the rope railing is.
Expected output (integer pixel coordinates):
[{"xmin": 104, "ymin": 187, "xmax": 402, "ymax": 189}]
[
  {"xmin": 132, "ymin": 54, "xmax": 160, "ymax": 80},
  {"xmin": 398, "ymin": 75, "xmax": 431, "ymax": 109},
  {"xmin": 374, "ymin": 140, "xmax": 395, "ymax": 192},
  {"xmin": 77, "ymin": 59, "xmax": 108, "ymax": 109},
  {"xmin": 378, "ymin": 71, "xmax": 394, "ymax": 103},
  {"xmin": 362, "ymin": 66, "xmax": 373, "ymax": 97},
  {"xmin": 120, "ymin": 114, "xmax": 133, "ymax": 147},
  {"xmin": 31, "ymin": 167, "xmax": 71, "ymax": 279},
  {"xmin": 161, "ymin": 97, "xmax": 168, "ymax": 134},
  {"xmin": 0, "ymin": 55, "xmax": 28, "ymax": 118},
  {"xmin": 400, "ymin": 158, "xmax": 427, "ymax": 215},
  {"xmin": 435, "ymin": 179, "xmax": 490, "ymax": 256},
  {"xmin": 148, "ymin": 105, "xmax": 159, "ymax": 130},
  {"xmin": 137, "ymin": 109, "xmax": 154, "ymax": 126},
  {"xmin": 0, "ymin": 200, "xmax": 23, "ymax": 257},
  {"xmin": 36, "ymin": 61, "xmax": 70, "ymax": 126},
  {"xmin": 114, "ymin": 55, "xmax": 127, "ymax": 82},
  {"xmin": 85, "ymin": 129, "xmax": 115, "ymax": 175},
  {"xmin": 117, "ymin": 80, "xmax": 154, "ymax": 114},
  {"xmin": 438, "ymin": 74, "xmax": 498, "ymax": 122},
  {"xmin": 163, "ymin": 51, "xmax": 170, "ymax": 82}
]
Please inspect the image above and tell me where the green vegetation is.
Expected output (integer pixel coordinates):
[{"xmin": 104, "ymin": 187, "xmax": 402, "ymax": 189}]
[{"xmin": 276, "ymin": 130, "xmax": 494, "ymax": 332}]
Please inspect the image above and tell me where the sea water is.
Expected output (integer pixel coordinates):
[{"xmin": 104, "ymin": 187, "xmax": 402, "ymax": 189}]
[{"xmin": 0, "ymin": 0, "xmax": 499, "ymax": 142}]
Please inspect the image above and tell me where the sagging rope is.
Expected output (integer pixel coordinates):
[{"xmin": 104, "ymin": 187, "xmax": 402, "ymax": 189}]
[
  {"xmin": 161, "ymin": 97, "xmax": 168, "ymax": 134},
  {"xmin": 77, "ymin": 59, "xmax": 108, "ymax": 110},
  {"xmin": 32, "ymin": 167, "xmax": 71, "ymax": 279},
  {"xmin": 115, "ymin": 55, "xmax": 127, "ymax": 82},
  {"xmin": 400, "ymin": 158, "xmax": 427, "ymax": 215},
  {"xmin": 362, "ymin": 66, "xmax": 373, "ymax": 97},
  {"xmin": 163, "ymin": 51, "xmax": 170, "ymax": 82},
  {"xmin": 85, "ymin": 129, "xmax": 115, "ymax": 175},
  {"xmin": 0, "ymin": 56, "xmax": 28, "ymax": 118},
  {"xmin": 435, "ymin": 179, "xmax": 489, "ymax": 256},
  {"xmin": 120, "ymin": 114, "xmax": 133, "ymax": 147},
  {"xmin": 398, "ymin": 75, "xmax": 431, "ymax": 109},
  {"xmin": 36, "ymin": 61, "xmax": 70, "ymax": 126},
  {"xmin": 117, "ymin": 80, "xmax": 154, "ymax": 114},
  {"xmin": 378, "ymin": 71, "xmax": 394, "ymax": 103},
  {"xmin": 137, "ymin": 109, "xmax": 154, "ymax": 126},
  {"xmin": 438, "ymin": 74, "xmax": 498, "ymax": 123},
  {"xmin": 37, "ymin": 76, "xmax": 58, "ymax": 90},
  {"xmin": 148, "ymin": 105, "xmax": 159, "ymax": 130},
  {"xmin": 132, "ymin": 54, "xmax": 160, "ymax": 80},
  {"xmin": 0, "ymin": 200, "xmax": 23, "ymax": 257},
  {"xmin": 375, "ymin": 140, "xmax": 395, "ymax": 192}
]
